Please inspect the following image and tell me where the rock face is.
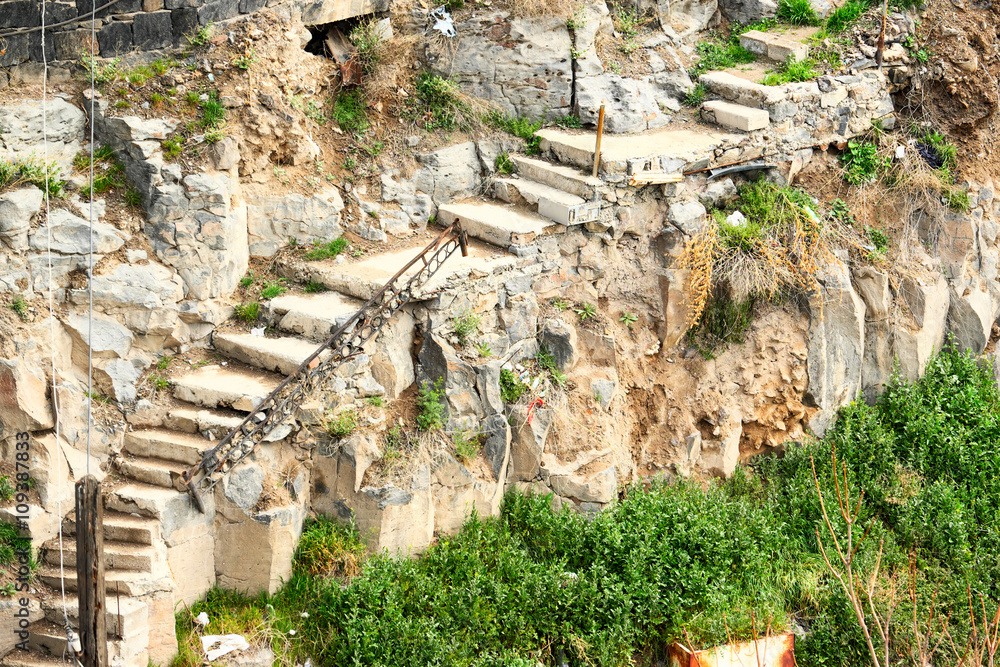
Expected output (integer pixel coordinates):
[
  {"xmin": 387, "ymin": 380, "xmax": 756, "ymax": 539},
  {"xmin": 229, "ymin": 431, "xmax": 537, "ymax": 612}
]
[
  {"xmin": 0, "ymin": 187, "xmax": 43, "ymax": 250},
  {"xmin": 0, "ymin": 359, "xmax": 54, "ymax": 434},
  {"xmin": 246, "ymin": 189, "xmax": 344, "ymax": 257}
]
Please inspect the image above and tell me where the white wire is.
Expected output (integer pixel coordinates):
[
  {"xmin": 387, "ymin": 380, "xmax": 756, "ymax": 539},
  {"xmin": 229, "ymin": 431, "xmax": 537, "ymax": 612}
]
[
  {"xmin": 39, "ymin": 0, "xmax": 76, "ymax": 653},
  {"xmin": 86, "ymin": 0, "xmax": 95, "ymax": 479}
]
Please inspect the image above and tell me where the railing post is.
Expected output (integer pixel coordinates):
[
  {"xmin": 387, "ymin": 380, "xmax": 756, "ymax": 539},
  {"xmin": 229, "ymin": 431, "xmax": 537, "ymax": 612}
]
[
  {"xmin": 593, "ymin": 104, "xmax": 606, "ymax": 179},
  {"xmin": 76, "ymin": 475, "xmax": 107, "ymax": 667}
]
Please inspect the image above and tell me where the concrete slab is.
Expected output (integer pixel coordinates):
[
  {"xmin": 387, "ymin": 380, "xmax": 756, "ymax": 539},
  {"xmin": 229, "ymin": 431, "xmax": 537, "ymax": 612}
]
[
  {"xmin": 740, "ymin": 30, "xmax": 809, "ymax": 62},
  {"xmin": 267, "ymin": 291, "xmax": 362, "ymax": 341},
  {"xmin": 494, "ymin": 177, "xmax": 601, "ymax": 226},
  {"xmin": 702, "ymin": 100, "xmax": 771, "ymax": 131},
  {"xmin": 536, "ymin": 127, "xmax": 737, "ymax": 172},
  {"xmin": 124, "ymin": 428, "xmax": 213, "ymax": 466},
  {"xmin": 509, "ymin": 155, "xmax": 607, "ymax": 199},
  {"xmin": 164, "ymin": 406, "xmax": 244, "ymax": 439},
  {"xmin": 213, "ymin": 331, "xmax": 330, "ymax": 376},
  {"xmin": 309, "ymin": 243, "xmax": 517, "ymax": 301},
  {"xmin": 172, "ymin": 365, "xmax": 281, "ymax": 411},
  {"xmin": 699, "ymin": 71, "xmax": 787, "ymax": 109},
  {"xmin": 438, "ymin": 201, "xmax": 563, "ymax": 247}
]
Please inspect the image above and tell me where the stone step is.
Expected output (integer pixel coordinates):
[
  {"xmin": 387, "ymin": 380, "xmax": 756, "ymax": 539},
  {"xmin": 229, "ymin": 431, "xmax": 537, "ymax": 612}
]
[
  {"xmin": 26, "ymin": 621, "xmax": 74, "ymax": 659},
  {"xmin": 123, "ymin": 428, "xmax": 211, "ymax": 466},
  {"xmin": 105, "ymin": 483, "xmax": 188, "ymax": 521},
  {"xmin": 265, "ymin": 291, "xmax": 362, "ymax": 341},
  {"xmin": 213, "ymin": 331, "xmax": 330, "ymax": 376},
  {"xmin": 119, "ymin": 455, "xmax": 188, "ymax": 490},
  {"xmin": 43, "ymin": 538, "xmax": 154, "ymax": 571},
  {"xmin": 699, "ymin": 71, "xmax": 784, "ymax": 110},
  {"xmin": 493, "ymin": 177, "xmax": 601, "ymax": 226},
  {"xmin": 163, "ymin": 406, "xmax": 244, "ymax": 440},
  {"xmin": 44, "ymin": 595, "xmax": 147, "ymax": 640},
  {"xmin": 701, "ymin": 100, "xmax": 771, "ymax": 132},
  {"xmin": 0, "ymin": 650, "xmax": 74, "ymax": 667},
  {"xmin": 739, "ymin": 29, "xmax": 809, "ymax": 62},
  {"xmin": 437, "ymin": 202, "xmax": 564, "ymax": 247},
  {"xmin": 63, "ymin": 510, "xmax": 160, "ymax": 545},
  {"xmin": 172, "ymin": 364, "xmax": 281, "ymax": 411},
  {"xmin": 38, "ymin": 567, "xmax": 161, "ymax": 597},
  {"xmin": 508, "ymin": 155, "xmax": 606, "ymax": 200},
  {"xmin": 308, "ymin": 242, "xmax": 517, "ymax": 301}
]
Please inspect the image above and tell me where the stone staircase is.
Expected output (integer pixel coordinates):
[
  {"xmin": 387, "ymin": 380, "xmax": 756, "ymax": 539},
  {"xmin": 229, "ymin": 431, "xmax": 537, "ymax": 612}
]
[{"xmin": 4, "ymin": 147, "xmax": 606, "ymax": 667}]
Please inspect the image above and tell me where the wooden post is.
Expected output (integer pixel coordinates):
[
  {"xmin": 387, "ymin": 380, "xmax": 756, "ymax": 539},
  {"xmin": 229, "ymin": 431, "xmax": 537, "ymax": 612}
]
[
  {"xmin": 76, "ymin": 475, "xmax": 107, "ymax": 667},
  {"xmin": 593, "ymin": 104, "xmax": 606, "ymax": 178}
]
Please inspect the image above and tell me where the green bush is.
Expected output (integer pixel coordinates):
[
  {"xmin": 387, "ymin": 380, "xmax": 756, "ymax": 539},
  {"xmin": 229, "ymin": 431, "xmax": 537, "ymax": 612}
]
[
  {"xmin": 777, "ymin": 0, "xmax": 821, "ymax": 25},
  {"xmin": 760, "ymin": 55, "xmax": 818, "ymax": 85},
  {"xmin": 200, "ymin": 92, "xmax": 226, "ymax": 130},
  {"xmin": 416, "ymin": 379, "xmax": 446, "ymax": 431},
  {"xmin": 453, "ymin": 431, "xmax": 481, "ymax": 464},
  {"xmin": 259, "ymin": 280, "xmax": 287, "ymax": 300},
  {"xmin": 452, "ymin": 310, "xmax": 480, "ymax": 346},
  {"xmin": 494, "ymin": 152, "xmax": 515, "ymax": 175},
  {"xmin": 9, "ymin": 297, "xmax": 29, "ymax": 322},
  {"xmin": 349, "ymin": 19, "xmax": 386, "ymax": 75},
  {"xmin": 411, "ymin": 73, "xmax": 475, "ymax": 131},
  {"xmin": 499, "ymin": 368, "xmax": 528, "ymax": 403},
  {"xmin": 331, "ymin": 90, "xmax": 370, "ymax": 135},
  {"xmin": 840, "ymin": 140, "xmax": 890, "ymax": 185},
  {"xmin": 325, "ymin": 410, "xmax": 358, "ymax": 439},
  {"xmin": 485, "ymin": 112, "xmax": 544, "ymax": 154},
  {"xmin": 294, "ymin": 517, "xmax": 367, "ymax": 578},
  {"xmin": 0, "ymin": 156, "xmax": 66, "ymax": 197}
]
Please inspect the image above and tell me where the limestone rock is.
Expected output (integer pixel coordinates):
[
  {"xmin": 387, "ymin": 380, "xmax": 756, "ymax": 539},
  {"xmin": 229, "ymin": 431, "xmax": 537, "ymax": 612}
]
[
  {"xmin": 947, "ymin": 285, "xmax": 996, "ymax": 355},
  {"xmin": 575, "ymin": 74, "xmax": 668, "ymax": 134},
  {"xmin": 668, "ymin": 200, "xmax": 707, "ymax": 236},
  {"xmin": 413, "ymin": 143, "xmax": 483, "ymax": 205},
  {"xmin": 222, "ymin": 462, "xmax": 265, "ymax": 512},
  {"xmin": 0, "ymin": 186, "xmax": 43, "ymax": 249},
  {"xmin": 0, "ymin": 98, "xmax": 86, "ymax": 148},
  {"xmin": 475, "ymin": 360, "xmax": 504, "ymax": 417},
  {"xmin": 0, "ymin": 358, "xmax": 54, "ymax": 434},
  {"xmin": 64, "ymin": 312, "xmax": 133, "ymax": 364},
  {"xmin": 895, "ymin": 273, "xmax": 949, "ymax": 381},
  {"xmin": 95, "ymin": 358, "xmax": 143, "ymax": 404},
  {"xmin": 539, "ymin": 318, "xmax": 577, "ymax": 371},
  {"xmin": 246, "ymin": 188, "xmax": 343, "ymax": 257},
  {"xmin": 72, "ymin": 261, "xmax": 185, "ymax": 335},
  {"xmin": 417, "ymin": 333, "xmax": 483, "ymax": 430},
  {"xmin": 481, "ymin": 413, "xmax": 511, "ymax": 480},
  {"xmin": 29, "ymin": 208, "xmax": 128, "ymax": 254},
  {"xmin": 549, "ymin": 465, "xmax": 617, "ymax": 504},
  {"xmin": 591, "ymin": 378, "xmax": 615, "ymax": 409},
  {"xmin": 499, "ymin": 293, "xmax": 539, "ymax": 343},
  {"xmin": 852, "ymin": 266, "xmax": 890, "ymax": 319},
  {"xmin": 508, "ymin": 405, "xmax": 553, "ymax": 481},
  {"xmin": 208, "ymin": 137, "xmax": 241, "ymax": 171}
]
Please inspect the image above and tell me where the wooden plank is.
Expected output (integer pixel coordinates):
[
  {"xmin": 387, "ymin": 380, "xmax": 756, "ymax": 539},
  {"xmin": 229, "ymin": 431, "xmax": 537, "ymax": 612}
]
[
  {"xmin": 628, "ymin": 171, "xmax": 684, "ymax": 186},
  {"xmin": 76, "ymin": 475, "xmax": 107, "ymax": 667}
]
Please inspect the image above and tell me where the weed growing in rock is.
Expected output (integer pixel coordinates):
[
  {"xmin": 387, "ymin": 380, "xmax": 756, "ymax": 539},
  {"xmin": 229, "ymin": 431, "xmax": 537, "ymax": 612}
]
[
  {"xmin": 156, "ymin": 356, "xmax": 173, "ymax": 371},
  {"xmin": 777, "ymin": 0, "xmax": 820, "ymax": 25},
  {"xmin": 683, "ymin": 83, "xmax": 707, "ymax": 107},
  {"xmin": 330, "ymin": 90, "xmax": 370, "ymax": 135},
  {"xmin": 825, "ymin": 0, "xmax": 865, "ymax": 33},
  {"xmin": 77, "ymin": 53, "xmax": 122, "ymax": 86},
  {"xmin": 552, "ymin": 114, "xmax": 582, "ymax": 128},
  {"xmin": 494, "ymin": 152, "xmax": 515, "ymax": 175},
  {"xmin": 499, "ymin": 368, "xmax": 529, "ymax": 403},
  {"xmin": 260, "ymin": 280, "xmax": 288, "ymax": 300},
  {"xmin": 187, "ymin": 21, "xmax": 213, "ymax": 47},
  {"xmin": 200, "ymin": 93, "xmax": 226, "ymax": 130},
  {"xmin": 9, "ymin": 297, "xmax": 29, "ymax": 322},
  {"xmin": 453, "ymin": 311, "xmax": 481, "ymax": 346},
  {"xmin": 325, "ymin": 411, "xmax": 358, "ymax": 439},
  {"xmin": 864, "ymin": 226, "xmax": 890, "ymax": 260},
  {"xmin": 535, "ymin": 346, "xmax": 567, "ymax": 387},
  {"xmin": 0, "ymin": 476, "xmax": 14, "ymax": 502},
  {"xmin": 239, "ymin": 271, "xmax": 255, "ymax": 288},
  {"xmin": 233, "ymin": 302, "xmax": 260, "ymax": 323},
  {"xmin": 760, "ymin": 55, "xmax": 818, "ymax": 85},
  {"xmin": 232, "ymin": 49, "xmax": 258, "ymax": 70},
  {"xmin": 619, "ymin": 311, "xmax": 638, "ymax": 327},
  {"xmin": 476, "ymin": 342, "xmax": 492, "ymax": 358},
  {"xmin": 411, "ymin": 73, "xmax": 478, "ymax": 131},
  {"xmin": 551, "ymin": 298, "xmax": 569, "ymax": 311},
  {"xmin": 416, "ymin": 379, "xmax": 446, "ymax": 431},
  {"xmin": 453, "ymin": 431, "xmax": 482, "ymax": 464},
  {"xmin": 574, "ymin": 302, "xmax": 597, "ymax": 321},
  {"xmin": 304, "ymin": 237, "xmax": 349, "ymax": 261},
  {"xmin": 690, "ymin": 39, "xmax": 756, "ymax": 77},
  {"xmin": 841, "ymin": 140, "xmax": 891, "ymax": 185},
  {"xmin": 350, "ymin": 19, "xmax": 387, "ymax": 76},
  {"xmin": 294, "ymin": 517, "xmax": 367, "ymax": 578},
  {"xmin": 149, "ymin": 374, "xmax": 171, "ymax": 391},
  {"xmin": 565, "ymin": 9, "xmax": 586, "ymax": 30},
  {"xmin": 0, "ymin": 156, "xmax": 65, "ymax": 197},
  {"xmin": 0, "ymin": 522, "xmax": 30, "ymax": 568},
  {"xmin": 485, "ymin": 112, "xmax": 544, "ymax": 154},
  {"xmin": 123, "ymin": 187, "xmax": 143, "ymax": 209},
  {"xmin": 365, "ymin": 396, "xmax": 384, "ymax": 408},
  {"xmin": 304, "ymin": 281, "xmax": 327, "ymax": 293}
]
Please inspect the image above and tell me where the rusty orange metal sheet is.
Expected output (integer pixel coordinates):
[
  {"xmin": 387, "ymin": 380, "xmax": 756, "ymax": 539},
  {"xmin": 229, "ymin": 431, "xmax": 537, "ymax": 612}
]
[{"xmin": 669, "ymin": 633, "xmax": 795, "ymax": 667}]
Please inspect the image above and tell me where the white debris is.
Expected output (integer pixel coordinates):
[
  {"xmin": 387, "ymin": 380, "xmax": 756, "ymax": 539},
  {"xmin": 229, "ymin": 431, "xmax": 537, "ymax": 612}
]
[
  {"xmin": 895, "ymin": 145, "xmax": 906, "ymax": 160},
  {"xmin": 725, "ymin": 210, "xmax": 747, "ymax": 227},
  {"xmin": 289, "ymin": 629, "xmax": 296, "ymax": 636},
  {"xmin": 195, "ymin": 612, "xmax": 210, "ymax": 626},
  {"xmin": 300, "ymin": 612, "xmax": 310, "ymax": 618},
  {"xmin": 251, "ymin": 326, "xmax": 266, "ymax": 337},
  {"xmin": 201, "ymin": 634, "xmax": 249, "ymax": 661},
  {"xmin": 430, "ymin": 7, "xmax": 456, "ymax": 37}
]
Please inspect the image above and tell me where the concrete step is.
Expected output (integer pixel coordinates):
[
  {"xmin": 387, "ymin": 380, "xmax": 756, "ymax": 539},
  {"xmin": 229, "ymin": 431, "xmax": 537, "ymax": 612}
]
[
  {"xmin": 265, "ymin": 291, "xmax": 362, "ymax": 341},
  {"xmin": 105, "ymin": 483, "xmax": 187, "ymax": 521},
  {"xmin": 1, "ymin": 649, "xmax": 74, "ymax": 667},
  {"xmin": 699, "ymin": 71, "xmax": 784, "ymax": 110},
  {"xmin": 163, "ymin": 406, "xmax": 244, "ymax": 440},
  {"xmin": 38, "ymin": 567, "xmax": 162, "ymax": 597},
  {"xmin": 172, "ymin": 364, "xmax": 281, "ymax": 411},
  {"xmin": 739, "ymin": 29, "xmax": 809, "ymax": 62},
  {"xmin": 701, "ymin": 100, "xmax": 771, "ymax": 132},
  {"xmin": 63, "ymin": 510, "xmax": 160, "ymax": 545},
  {"xmin": 119, "ymin": 455, "xmax": 188, "ymax": 490},
  {"xmin": 437, "ymin": 202, "xmax": 564, "ymax": 247},
  {"xmin": 508, "ymin": 155, "xmax": 606, "ymax": 200},
  {"xmin": 26, "ymin": 621, "xmax": 148, "ymax": 667},
  {"xmin": 123, "ymin": 428, "xmax": 211, "ymax": 466},
  {"xmin": 43, "ymin": 539, "xmax": 154, "ymax": 571},
  {"xmin": 308, "ymin": 242, "xmax": 517, "ymax": 301},
  {"xmin": 44, "ymin": 595, "xmax": 147, "ymax": 640},
  {"xmin": 493, "ymin": 177, "xmax": 601, "ymax": 226},
  {"xmin": 213, "ymin": 331, "xmax": 330, "ymax": 376}
]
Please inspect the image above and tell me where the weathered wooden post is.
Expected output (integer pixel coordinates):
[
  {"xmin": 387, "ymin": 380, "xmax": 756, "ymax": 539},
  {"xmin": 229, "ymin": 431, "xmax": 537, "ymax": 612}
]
[
  {"xmin": 593, "ymin": 104, "xmax": 606, "ymax": 178},
  {"xmin": 76, "ymin": 475, "xmax": 107, "ymax": 667}
]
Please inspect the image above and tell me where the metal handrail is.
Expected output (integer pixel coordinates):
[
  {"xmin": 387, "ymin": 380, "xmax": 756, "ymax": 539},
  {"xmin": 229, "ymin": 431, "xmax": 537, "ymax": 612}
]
[{"xmin": 181, "ymin": 223, "xmax": 469, "ymax": 511}]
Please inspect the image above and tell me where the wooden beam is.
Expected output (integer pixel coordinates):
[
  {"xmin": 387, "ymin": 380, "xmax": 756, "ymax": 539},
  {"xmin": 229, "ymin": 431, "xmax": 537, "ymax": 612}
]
[
  {"xmin": 593, "ymin": 104, "xmax": 606, "ymax": 178},
  {"xmin": 629, "ymin": 171, "xmax": 684, "ymax": 186},
  {"xmin": 76, "ymin": 475, "xmax": 107, "ymax": 667}
]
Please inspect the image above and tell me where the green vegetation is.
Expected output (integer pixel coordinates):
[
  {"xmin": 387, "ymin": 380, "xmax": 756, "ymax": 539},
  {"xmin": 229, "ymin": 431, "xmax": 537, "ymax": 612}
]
[
  {"xmin": 690, "ymin": 38, "xmax": 756, "ymax": 78},
  {"xmin": 233, "ymin": 302, "xmax": 260, "ymax": 323},
  {"xmin": 574, "ymin": 302, "xmax": 597, "ymax": 321},
  {"xmin": 485, "ymin": 112, "xmax": 544, "ymax": 154},
  {"xmin": 619, "ymin": 311, "xmax": 638, "ymax": 327},
  {"xmin": 187, "ymin": 22, "xmax": 214, "ymax": 47},
  {"xmin": 453, "ymin": 430, "xmax": 481, "ymax": 464},
  {"xmin": 476, "ymin": 342, "xmax": 492, "ymax": 358},
  {"xmin": 683, "ymin": 83, "xmax": 707, "ymax": 107},
  {"xmin": 760, "ymin": 55, "xmax": 818, "ymax": 86},
  {"xmin": 0, "ymin": 521, "xmax": 30, "ymax": 568},
  {"xmin": 865, "ymin": 225, "xmax": 890, "ymax": 260},
  {"xmin": 325, "ymin": 410, "xmax": 358, "ymax": 439},
  {"xmin": 777, "ymin": 0, "xmax": 821, "ymax": 25},
  {"xmin": 239, "ymin": 271, "xmax": 255, "ymax": 288},
  {"xmin": 124, "ymin": 187, "xmax": 143, "ymax": 208},
  {"xmin": 304, "ymin": 237, "xmax": 349, "ymax": 261},
  {"xmin": 825, "ymin": 0, "xmax": 866, "ymax": 33},
  {"xmin": 78, "ymin": 54, "xmax": 122, "ymax": 86},
  {"xmin": 535, "ymin": 346, "xmax": 567, "ymax": 388},
  {"xmin": 0, "ymin": 155, "xmax": 65, "ymax": 197},
  {"xmin": 259, "ymin": 280, "xmax": 288, "ymax": 300},
  {"xmin": 9, "ymin": 297, "xmax": 29, "ymax": 322},
  {"xmin": 173, "ymin": 345, "xmax": 1000, "ymax": 667},
  {"xmin": 411, "ymin": 73, "xmax": 477, "ymax": 131},
  {"xmin": 552, "ymin": 114, "xmax": 582, "ymax": 129},
  {"xmin": 452, "ymin": 310, "xmax": 481, "ymax": 346},
  {"xmin": 551, "ymin": 298, "xmax": 569, "ymax": 311},
  {"xmin": 416, "ymin": 379, "xmax": 446, "ymax": 431},
  {"xmin": 330, "ymin": 90, "xmax": 370, "ymax": 135},
  {"xmin": 304, "ymin": 281, "xmax": 328, "ymax": 293},
  {"xmin": 200, "ymin": 92, "xmax": 226, "ymax": 130},
  {"xmin": 232, "ymin": 49, "xmax": 258, "ymax": 70},
  {"xmin": 150, "ymin": 374, "xmax": 171, "ymax": 391},
  {"xmin": 0, "ymin": 476, "xmax": 14, "ymax": 502},
  {"xmin": 349, "ymin": 19, "xmax": 386, "ymax": 76},
  {"xmin": 565, "ymin": 10, "xmax": 586, "ymax": 30},
  {"xmin": 494, "ymin": 152, "xmax": 515, "ymax": 175},
  {"xmin": 365, "ymin": 396, "xmax": 384, "ymax": 408},
  {"xmin": 687, "ymin": 293, "xmax": 756, "ymax": 352},
  {"xmin": 841, "ymin": 140, "xmax": 890, "ymax": 185},
  {"xmin": 499, "ymin": 368, "xmax": 529, "ymax": 403}
]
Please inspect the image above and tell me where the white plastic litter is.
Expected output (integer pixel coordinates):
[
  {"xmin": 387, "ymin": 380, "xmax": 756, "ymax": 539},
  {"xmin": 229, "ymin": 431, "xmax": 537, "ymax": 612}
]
[
  {"xmin": 289, "ymin": 629, "xmax": 297, "ymax": 636},
  {"xmin": 430, "ymin": 7, "xmax": 456, "ymax": 37},
  {"xmin": 300, "ymin": 612, "xmax": 310, "ymax": 618},
  {"xmin": 251, "ymin": 326, "xmax": 266, "ymax": 337},
  {"xmin": 202, "ymin": 634, "xmax": 250, "ymax": 661},
  {"xmin": 195, "ymin": 612, "xmax": 210, "ymax": 626},
  {"xmin": 726, "ymin": 210, "xmax": 747, "ymax": 227},
  {"xmin": 895, "ymin": 145, "xmax": 906, "ymax": 160}
]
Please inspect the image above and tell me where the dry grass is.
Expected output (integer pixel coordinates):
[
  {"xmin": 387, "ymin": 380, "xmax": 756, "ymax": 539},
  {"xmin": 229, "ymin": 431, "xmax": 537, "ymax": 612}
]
[
  {"xmin": 489, "ymin": 0, "xmax": 575, "ymax": 18},
  {"xmin": 361, "ymin": 33, "xmax": 421, "ymax": 110}
]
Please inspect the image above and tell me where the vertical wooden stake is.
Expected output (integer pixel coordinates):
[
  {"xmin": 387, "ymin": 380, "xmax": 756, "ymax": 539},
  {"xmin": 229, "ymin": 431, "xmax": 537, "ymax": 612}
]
[
  {"xmin": 593, "ymin": 104, "xmax": 606, "ymax": 179},
  {"xmin": 76, "ymin": 475, "xmax": 107, "ymax": 667}
]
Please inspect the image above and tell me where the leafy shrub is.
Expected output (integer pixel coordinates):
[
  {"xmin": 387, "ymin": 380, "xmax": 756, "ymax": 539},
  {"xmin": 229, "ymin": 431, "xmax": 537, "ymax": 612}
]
[
  {"xmin": 0, "ymin": 156, "xmax": 65, "ymax": 197},
  {"xmin": 305, "ymin": 237, "xmax": 349, "ymax": 261},
  {"xmin": 453, "ymin": 431, "xmax": 481, "ymax": 464},
  {"xmin": 574, "ymin": 302, "xmax": 597, "ymax": 321},
  {"xmin": 552, "ymin": 114, "xmax": 582, "ymax": 128},
  {"xmin": 187, "ymin": 22, "xmax": 213, "ymax": 47},
  {"xmin": 331, "ymin": 90, "xmax": 370, "ymax": 135},
  {"xmin": 416, "ymin": 379, "xmax": 446, "ymax": 431},
  {"xmin": 304, "ymin": 281, "xmax": 328, "ymax": 293},
  {"xmin": 776, "ymin": 0, "xmax": 821, "ymax": 25},
  {"xmin": 294, "ymin": 516, "xmax": 367, "ymax": 578},
  {"xmin": 499, "ymin": 368, "xmax": 528, "ymax": 403},
  {"xmin": 825, "ymin": 0, "xmax": 865, "ymax": 33},
  {"xmin": 232, "ymin": 49, "xmax": 258, "ymax": 70},
  {"xmin": 0, "ymin": 477, "xmax": 14, "ymax": 501},
  {"xmin": 325, "ymin": 410, "xmax": 358, "ymax": 439},
  {"xmin": 840, "ymin": 140, "xmax": 890, "ymax": 185},
  {"xmin": 452, "ymin": 311, "xmax": 480, "ymax": 346},
  {"xmin": 535, "ymin": 346, "xmax": 567, "ymax": 387},
  {"xmin": 494, "ymin": 152, "xmax": 515, "ymax": 175}
]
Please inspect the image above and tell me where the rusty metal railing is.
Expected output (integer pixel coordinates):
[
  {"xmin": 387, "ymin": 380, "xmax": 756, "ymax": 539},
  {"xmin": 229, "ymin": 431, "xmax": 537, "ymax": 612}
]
[{"xmin": 182, "ymin": 223, "xmax": 469, "ymax": 512}]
